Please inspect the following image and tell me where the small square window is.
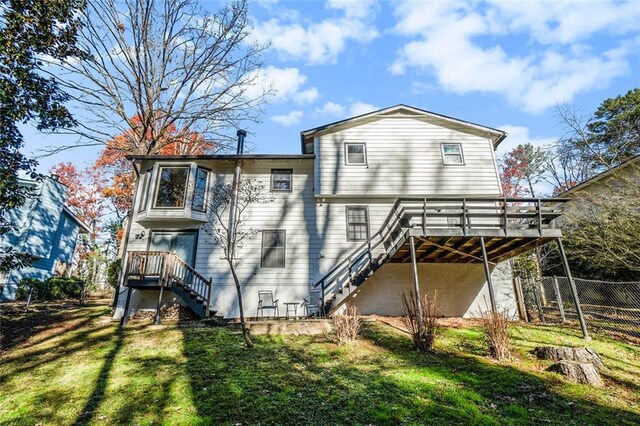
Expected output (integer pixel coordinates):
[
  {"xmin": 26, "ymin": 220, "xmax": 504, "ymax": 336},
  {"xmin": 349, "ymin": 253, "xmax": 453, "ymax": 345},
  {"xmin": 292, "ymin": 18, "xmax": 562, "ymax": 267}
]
[
  {"xmin": 442, "ymin": 143, "xmax": 464, "ymax": 165},
  {"xmin": 346, "ymin": 206, "xmax": 369, "ymax": 241},
  {"xmin": 345, "ymin": 143, "xmax": 367, "ymax": 165},
  {"xmin": 271, "ymin": 169, "xmax": 292, "ymax": 192},
  {"xmin": 262, "ymin": 230, "xmax": 286, "ymax": 267}
]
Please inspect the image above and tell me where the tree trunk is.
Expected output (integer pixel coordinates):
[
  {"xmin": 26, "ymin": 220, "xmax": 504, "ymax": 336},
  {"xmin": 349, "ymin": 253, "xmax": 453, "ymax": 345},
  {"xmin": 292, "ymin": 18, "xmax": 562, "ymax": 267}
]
[
  {"xmin": 535, "ymin": 346, "xmax": 604, "ymax": 369},
  {"xmin": 548, "ymin": 360, "xmax": 603, "ymax": 386},
  {"xmin": 228, "ymin": 258, "xmax": 253, "ymax": 348}
]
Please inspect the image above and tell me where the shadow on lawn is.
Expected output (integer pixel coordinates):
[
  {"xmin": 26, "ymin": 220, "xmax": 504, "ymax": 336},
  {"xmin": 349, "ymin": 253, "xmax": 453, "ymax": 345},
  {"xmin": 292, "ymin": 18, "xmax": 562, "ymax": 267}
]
[{"xmin": 181, "ymin": 322, "xmax": 640, "ymax": 426}]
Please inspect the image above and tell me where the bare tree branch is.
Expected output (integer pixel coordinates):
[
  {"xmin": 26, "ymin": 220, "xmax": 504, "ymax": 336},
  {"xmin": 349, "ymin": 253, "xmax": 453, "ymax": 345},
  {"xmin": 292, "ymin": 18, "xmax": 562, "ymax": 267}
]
[{"xmin": 41, "ymin": 0, "xmax": 269, "ymax": 156}]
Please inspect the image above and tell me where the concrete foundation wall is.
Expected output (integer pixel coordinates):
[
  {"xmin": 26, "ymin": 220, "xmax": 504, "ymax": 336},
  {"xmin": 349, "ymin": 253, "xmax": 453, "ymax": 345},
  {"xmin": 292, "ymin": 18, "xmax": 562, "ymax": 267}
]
[
  {"xmin": 113, "ymin": 287, "xmax": 187, "ymax": 319},
  {"xmin": 348, "ymin": 262, "xmax": 516, "ymax": 318}
]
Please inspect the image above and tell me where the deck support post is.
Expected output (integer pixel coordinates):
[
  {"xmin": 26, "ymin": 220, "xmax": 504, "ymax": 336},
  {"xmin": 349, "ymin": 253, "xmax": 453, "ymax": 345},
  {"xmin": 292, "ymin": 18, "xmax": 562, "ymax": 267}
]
[
  {"xmin": 154, "ymin": 286, "xmax": 164, "ymax": 325},
  {"xmin": 480, "ymin": 237, "xmax": 497, "ymax": 313},
  {"xmin": 555, "ymin": 238, "xmax": 590, "ymax": 340},
  {"xmin": 409, "ymin": 236, "xmax": 423, "ymax": 337},
  {"xmin": 120, "ymin": 287, "xmax": 132, "ymax": 327}
]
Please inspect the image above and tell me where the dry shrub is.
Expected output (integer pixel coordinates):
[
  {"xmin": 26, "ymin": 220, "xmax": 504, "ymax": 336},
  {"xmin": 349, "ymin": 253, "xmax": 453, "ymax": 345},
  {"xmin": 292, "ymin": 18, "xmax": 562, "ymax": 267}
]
[
  {"xmin": 333, "ymin": 305, "xmax": 362, "ymax": 345},
  {"xmin": 480, "ymin": 306, "xmax": 511, "ymax": 360},
  {"xmin": 402, "ymin": 290, "xmax": 440, "ymax": 351}
]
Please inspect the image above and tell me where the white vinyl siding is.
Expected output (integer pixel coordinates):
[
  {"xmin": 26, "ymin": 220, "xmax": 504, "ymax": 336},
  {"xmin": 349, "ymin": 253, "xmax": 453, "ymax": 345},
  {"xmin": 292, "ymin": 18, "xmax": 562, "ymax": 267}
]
[{"xmin": 315, "ymin": 116, "xmax": 501, "ymax": 196}]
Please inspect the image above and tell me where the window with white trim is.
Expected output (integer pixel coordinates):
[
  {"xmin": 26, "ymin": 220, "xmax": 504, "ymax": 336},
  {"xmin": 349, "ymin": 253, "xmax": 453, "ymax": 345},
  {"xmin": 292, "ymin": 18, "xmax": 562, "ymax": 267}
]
[
  {"xmin": 261, "ymin": 230, "xmax": 286, "ymax": 267},
  {"xmin": 345, "ymin": 143, "xmax": 367, "ymax": 165},
  {"xmin": 139, "ymin": 171, "xmax": 150, "ymax": 212},
  {"xmin": 271, "ymin": 169, "xmax": 292, "ymax": 192},
  {"xmin": 154, "ymin": 166, "xmax": 189, "ymax": 208},
  {"xmin": 346, "ymin": 206, "xmax": 369, "ymax": 241},
  {"xmin": 192, "ymin": 167, "xmax": 209, "ymax": 212},
  {"xmin": 441, "ymin": 143, "xmax": 464, "ymax": 165}
]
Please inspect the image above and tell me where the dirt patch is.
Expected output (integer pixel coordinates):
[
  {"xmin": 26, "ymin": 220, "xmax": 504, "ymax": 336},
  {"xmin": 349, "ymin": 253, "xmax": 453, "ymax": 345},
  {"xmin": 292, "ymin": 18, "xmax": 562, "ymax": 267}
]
[
  {"xmin": 362, "ymin": 315, "xmax": 485, "ymax": 333},
  {"xmin": 132, "ymin": 304, "xmax": 199, "ymax": 321}
]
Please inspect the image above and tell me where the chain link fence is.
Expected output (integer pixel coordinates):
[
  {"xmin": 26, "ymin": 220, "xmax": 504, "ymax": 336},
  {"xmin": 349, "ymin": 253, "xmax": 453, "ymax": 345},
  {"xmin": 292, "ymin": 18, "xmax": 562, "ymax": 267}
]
[{"xmin": 516, "ymin": 276, "xmax": 640, "ymax": 342}]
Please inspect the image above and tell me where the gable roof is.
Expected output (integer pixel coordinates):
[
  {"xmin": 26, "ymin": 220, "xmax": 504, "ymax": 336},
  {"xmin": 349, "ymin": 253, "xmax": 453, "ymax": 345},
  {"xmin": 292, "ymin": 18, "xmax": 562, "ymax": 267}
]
[
  {"xmin": 62, "ymin": 206, "xmax": 91, "ymax": 234},
  {"xmin": 560, "ymin": 154, "xmax": 640, "ymax": 196},
  {"xmin": 300, "ymin": 104, "xmax": 507, "ymax": 154}
]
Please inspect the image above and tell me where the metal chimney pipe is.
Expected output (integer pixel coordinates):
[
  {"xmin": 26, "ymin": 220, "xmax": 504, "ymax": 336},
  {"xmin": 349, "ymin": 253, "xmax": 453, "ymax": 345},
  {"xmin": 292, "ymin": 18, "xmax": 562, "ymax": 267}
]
[
  {"xmin": 236, "ymin": 129, "xmax": 246, "ymax": 154},
  {"xmin": 228, "ymin": 129, "xmax": 246, "ymax": 254}
]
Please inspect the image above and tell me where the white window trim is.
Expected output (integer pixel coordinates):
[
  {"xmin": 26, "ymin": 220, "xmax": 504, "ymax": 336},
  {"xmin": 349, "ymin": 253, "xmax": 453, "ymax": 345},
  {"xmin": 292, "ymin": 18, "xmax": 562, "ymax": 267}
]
[
  {"xmin": 152, "ymin": 165, "xmax": 191, "ymax": 209},
  {"xmin": 441, "ymin": 143, "xmax": 465, "ymax": 166},
  {"xmin": 261, "ymin": 229, "xmax": 286, "ymax": 268},
  {"xmin": 345, "ymin": 205, "xmax": 369, "ymax": 241},
  {"xmin": 345, "ymin": 142, "xmax": 368, "ymax": 166},
  {"xmin": 191, "ymin": 166, "xmax": 210, "ymax": 212},
  {"xmin": 270, "ymin": 169, "xmax": 293, "ymax": 192}
]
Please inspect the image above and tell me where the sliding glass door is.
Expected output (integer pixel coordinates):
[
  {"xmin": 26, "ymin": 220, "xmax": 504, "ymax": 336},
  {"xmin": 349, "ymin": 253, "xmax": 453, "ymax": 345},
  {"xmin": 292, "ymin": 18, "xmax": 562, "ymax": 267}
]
[{"xmin": 149, "ymin": 231, "xmax": 197, "ymax": 267}]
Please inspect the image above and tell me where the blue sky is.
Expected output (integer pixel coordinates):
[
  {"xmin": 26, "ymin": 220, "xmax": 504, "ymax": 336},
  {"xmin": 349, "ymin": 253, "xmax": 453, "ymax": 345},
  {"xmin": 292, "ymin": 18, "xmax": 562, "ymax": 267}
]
[{"xmin": 22, "ymin": 0, "xmax": 640, "ymax": 172}]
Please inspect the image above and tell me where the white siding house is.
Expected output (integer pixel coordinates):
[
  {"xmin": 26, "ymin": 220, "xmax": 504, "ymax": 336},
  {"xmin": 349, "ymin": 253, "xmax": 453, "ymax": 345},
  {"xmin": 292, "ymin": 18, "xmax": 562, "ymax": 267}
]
[{"xmin": 114, "ymin": 105, "xmax": 565, "ymax": 321}]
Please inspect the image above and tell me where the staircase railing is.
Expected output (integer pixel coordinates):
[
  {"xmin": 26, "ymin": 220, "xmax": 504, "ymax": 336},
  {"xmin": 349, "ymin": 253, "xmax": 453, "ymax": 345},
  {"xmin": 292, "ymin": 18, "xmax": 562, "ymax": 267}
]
[
  {"xmin": 313, "ymin": 198, "xmax": 409, "ymax": 311},
  {"xmin": 125, "ymin": 251, "xmax": 212, "ymax": 315},
  {"xmin": 313, "ymin": 196, "xmax": 568, "ymax": 313}
]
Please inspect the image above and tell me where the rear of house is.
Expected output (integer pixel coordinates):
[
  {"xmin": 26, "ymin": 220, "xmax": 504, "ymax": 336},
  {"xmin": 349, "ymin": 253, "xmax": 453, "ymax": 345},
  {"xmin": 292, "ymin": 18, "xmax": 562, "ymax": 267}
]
[{"xmin": 115, "ymin": 105, "xmax": 565, "ymax": 320}]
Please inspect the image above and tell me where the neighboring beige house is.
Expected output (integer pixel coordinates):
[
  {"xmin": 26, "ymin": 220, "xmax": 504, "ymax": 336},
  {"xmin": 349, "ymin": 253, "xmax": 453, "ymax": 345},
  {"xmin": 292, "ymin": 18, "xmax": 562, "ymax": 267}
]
[
  {"xmin": 559, "ymin": 155, "xmax": 640, "ymax": 219},
  {"xmin": 114, "ymin": 105, "xmax": 570, "ymax": 322}
]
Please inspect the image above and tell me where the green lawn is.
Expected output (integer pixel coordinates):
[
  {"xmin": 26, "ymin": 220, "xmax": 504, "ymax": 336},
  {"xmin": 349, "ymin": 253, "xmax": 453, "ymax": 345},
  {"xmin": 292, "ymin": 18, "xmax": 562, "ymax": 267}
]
[{"xmin": 1, "ymin": 302, "xmax": 639, "ymax": 425}]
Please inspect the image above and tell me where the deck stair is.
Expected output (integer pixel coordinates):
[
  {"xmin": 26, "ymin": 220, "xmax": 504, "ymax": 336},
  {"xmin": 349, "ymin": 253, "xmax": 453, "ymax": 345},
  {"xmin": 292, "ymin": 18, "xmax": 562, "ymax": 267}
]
[
  {"xmin": 314, "ymin": 197, "xmax": 568, "ymax": 316},
  {"xmin": 125, "ymin": 251, "xmax": 213, "ymax": 318}
]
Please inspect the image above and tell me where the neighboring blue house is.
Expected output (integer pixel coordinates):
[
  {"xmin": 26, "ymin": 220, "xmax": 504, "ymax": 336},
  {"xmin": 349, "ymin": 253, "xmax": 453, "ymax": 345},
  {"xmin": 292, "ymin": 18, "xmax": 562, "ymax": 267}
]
[{"xmin": 0, "ymin": 176, "xmax": 90, "ymax": 300}]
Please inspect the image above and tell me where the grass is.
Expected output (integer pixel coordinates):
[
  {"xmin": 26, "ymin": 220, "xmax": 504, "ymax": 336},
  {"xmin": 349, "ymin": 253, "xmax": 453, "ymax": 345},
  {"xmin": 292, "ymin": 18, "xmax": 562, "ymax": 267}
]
[{"xmin": 0, "ymin": 301, "xmax": 639, "ymax": 425}]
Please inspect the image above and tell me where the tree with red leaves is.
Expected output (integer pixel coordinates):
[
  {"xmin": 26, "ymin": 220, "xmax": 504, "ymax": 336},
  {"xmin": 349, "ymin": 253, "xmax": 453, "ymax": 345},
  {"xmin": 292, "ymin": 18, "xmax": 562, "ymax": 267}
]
[
  {"xmin": 499, "ymin": 143, "xmax": 546, "ymax": 198},
  {"xmin": 95, "ymin": 115, "xmax": 215, "ymax": 237},
  {"xmin": 50, "ymin": 162, "xmax": 107, "ymax": 300}
]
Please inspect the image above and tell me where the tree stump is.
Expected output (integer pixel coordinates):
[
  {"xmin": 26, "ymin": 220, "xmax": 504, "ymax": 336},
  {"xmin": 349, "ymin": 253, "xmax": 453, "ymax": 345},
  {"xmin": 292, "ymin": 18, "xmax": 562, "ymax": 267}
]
[
  {"xmin": 548, "ymin": 360, "xmax": 604, "ymax": 387},
  {"xmin": 534, "ymin": 346, "xmax": 604, "ymax": 370}
]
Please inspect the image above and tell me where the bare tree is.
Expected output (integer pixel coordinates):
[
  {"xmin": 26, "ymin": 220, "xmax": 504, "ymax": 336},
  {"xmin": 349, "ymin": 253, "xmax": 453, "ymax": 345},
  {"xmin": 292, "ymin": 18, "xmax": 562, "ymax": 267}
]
[
  {"xmin": 45, "ymin": 0, "xmax": 268, "ymax": 156},
  {"xmin": 538, "ymin": 106, "xmax": 600, "ymax": 194},
  {"xmin": 203, "ymin": 178, "xmax": 274, "ymax": 348}
]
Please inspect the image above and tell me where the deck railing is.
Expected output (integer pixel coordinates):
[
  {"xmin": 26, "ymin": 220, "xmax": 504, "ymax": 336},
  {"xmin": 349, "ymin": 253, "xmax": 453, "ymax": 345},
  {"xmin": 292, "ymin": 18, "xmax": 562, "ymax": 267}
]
[
  {"xmin": 125, "ymin": 251, "xmax": 212, "ymax": 314},
  {"xmin": 314, "ymin": 197, "xmax": 569, "ymax": 313}
]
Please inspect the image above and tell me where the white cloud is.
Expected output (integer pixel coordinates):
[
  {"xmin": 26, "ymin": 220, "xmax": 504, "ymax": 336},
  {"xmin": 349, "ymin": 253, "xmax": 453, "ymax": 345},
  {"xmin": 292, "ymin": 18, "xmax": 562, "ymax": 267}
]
[
  {"xmin": 272, "ymin": 110, "xmax": 304, "ymax": 126},
  {"xmin": 391, "ymin": 1, "xmax": 639, "ymax": 113},
  {"xmin": 246, "ymin": 66, "xmax": 318, "ymax": 104},
  {"xmin": 349, "ymin": 102, "xmax": 378, "ymax": 116},
  {"xmin": 327, "ymin": 0, "xmax": 378, "ymax": 19},
  {"xmin": 496, "ymin": 125, "xmax": 555, "ymax": 157},
  {"xmin": 316, "ymin": 101, "xmax": 346, "ymax": 117},
  {"xmin": 315, "ymin": 101, "xmax": 378, "ymax": 118},
  {"xmin": 253, "ymin": 1, "xmax": 379, "ymax": 64}
]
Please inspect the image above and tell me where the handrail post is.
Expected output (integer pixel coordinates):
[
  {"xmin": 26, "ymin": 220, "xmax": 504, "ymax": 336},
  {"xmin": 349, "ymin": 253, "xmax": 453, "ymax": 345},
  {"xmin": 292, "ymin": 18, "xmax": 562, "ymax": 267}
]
[
  {"xmin": 159, "ymin": 253, "xmax": 166, "ymax": 287},
  {"xmin": 536, "ymin": 198, "xmax": 542, "ymax": 235},
  {"xmin": 503, "ymin": 197, "xmax": 508, "ymax": 235},
  {"xmin": 462, "ymin": 198, "xmax": 467, "ymax": 236},
  {"xmin": 422, "ymin": 197, "xmax": 427, "ymax": 235},
  {"xmin": 205, "ymin": 277, "xmax": 212, "ymax": 317}
]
